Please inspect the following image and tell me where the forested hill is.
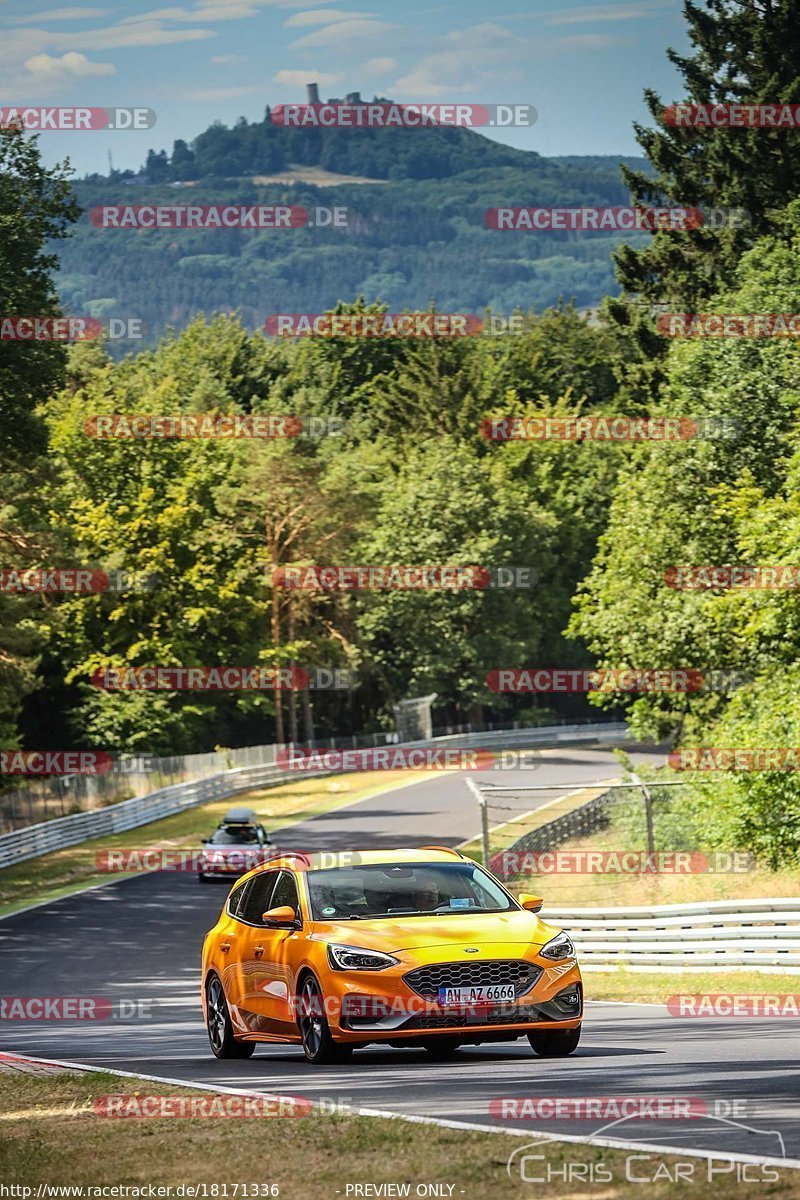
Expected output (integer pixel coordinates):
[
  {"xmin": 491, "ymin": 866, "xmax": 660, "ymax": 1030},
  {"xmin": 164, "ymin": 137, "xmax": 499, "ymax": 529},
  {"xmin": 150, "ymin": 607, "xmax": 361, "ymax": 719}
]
[
  {"xmin": 137, "ymin": 109, "xmax": 538, "ymax": 182},
  {"xmin": 60, "ymin": 104, "xmax": 649, "ymax": 347}
]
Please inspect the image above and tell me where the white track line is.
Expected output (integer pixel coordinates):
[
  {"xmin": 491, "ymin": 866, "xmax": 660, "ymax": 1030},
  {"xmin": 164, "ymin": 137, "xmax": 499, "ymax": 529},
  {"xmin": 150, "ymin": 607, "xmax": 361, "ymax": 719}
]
[{"xmin": 6, "ymin": 1050, "xmax": 799, "ymax": 1172}]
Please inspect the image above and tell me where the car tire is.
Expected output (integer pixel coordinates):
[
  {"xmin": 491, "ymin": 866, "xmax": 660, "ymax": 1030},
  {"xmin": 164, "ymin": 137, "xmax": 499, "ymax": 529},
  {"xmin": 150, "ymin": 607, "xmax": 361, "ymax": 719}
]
[
  {"xmin": 422, "ymin": 1037, "xmax": 462, "ymax": 1059},
  {"xmin": 198, "ymin": 873, "xmax": 211, "ymax": 884},
  {"xmin": 205, "ymin": 974, "xmax": 255, "ymax": 1059},
  {"xmin": 296, "ymin": 975, "xmax": 354, "ymax": 1065},
  {"xmin": 527, "ymin": 1025, "xmax": 581, "ymax": 1057}
]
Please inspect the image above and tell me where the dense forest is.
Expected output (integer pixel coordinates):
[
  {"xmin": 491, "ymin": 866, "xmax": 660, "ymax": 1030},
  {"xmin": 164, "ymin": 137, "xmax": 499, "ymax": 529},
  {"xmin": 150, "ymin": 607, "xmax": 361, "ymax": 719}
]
[
  {"xmin": 59, "ymin": 120, "xmax": 649, "ymax": 342},
  {"xmin": 3, "ymin": 0, "xmax": 800, "ymax": 866}
]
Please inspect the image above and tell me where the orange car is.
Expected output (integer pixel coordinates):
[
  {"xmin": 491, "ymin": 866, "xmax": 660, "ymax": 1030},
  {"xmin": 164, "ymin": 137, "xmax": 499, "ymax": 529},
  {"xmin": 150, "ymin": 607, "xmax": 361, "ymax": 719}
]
[{"xmin": 201, "ymin": 847, "xmax": 582, "ymax": 1064}]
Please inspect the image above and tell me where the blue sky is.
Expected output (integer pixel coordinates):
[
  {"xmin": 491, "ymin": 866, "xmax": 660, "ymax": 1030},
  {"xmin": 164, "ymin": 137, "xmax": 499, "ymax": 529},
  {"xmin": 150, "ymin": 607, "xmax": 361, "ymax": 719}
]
[{"xmin": 4, "ymin": 0, "xmax": 689, "ymax": 176}]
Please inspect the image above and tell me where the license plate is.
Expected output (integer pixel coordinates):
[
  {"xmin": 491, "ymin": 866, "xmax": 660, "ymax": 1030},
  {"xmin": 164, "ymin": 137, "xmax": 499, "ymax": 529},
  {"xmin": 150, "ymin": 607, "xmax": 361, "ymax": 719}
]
[{"xmin": 437, "ymin": 984, "xmax": 516, "ymax": 1006}]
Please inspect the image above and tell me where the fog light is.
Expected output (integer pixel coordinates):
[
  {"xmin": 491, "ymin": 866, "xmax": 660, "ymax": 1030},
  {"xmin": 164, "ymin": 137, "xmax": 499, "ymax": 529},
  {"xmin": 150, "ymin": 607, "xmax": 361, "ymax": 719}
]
[
  {"xmin": 342, "ymin": 995, "xmax": 392, "ymax": 1022},
  {"xmin": 553, "ymin": 986, "xmax": 582, "ymax": 1014}
]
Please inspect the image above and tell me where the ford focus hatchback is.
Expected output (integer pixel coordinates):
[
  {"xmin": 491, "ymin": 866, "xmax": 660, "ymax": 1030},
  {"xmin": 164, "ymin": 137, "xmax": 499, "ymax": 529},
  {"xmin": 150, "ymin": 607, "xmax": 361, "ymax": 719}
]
[{"xmin": 201, "ymin": 847, "xmax": 582, "ymax": 1063}]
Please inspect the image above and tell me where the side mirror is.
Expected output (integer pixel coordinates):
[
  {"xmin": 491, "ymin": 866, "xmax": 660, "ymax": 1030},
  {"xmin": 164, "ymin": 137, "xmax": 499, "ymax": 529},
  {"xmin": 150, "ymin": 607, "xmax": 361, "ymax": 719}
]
[
  {"xmin": 262, "ymin": 904, "xmax": 298, "ymax": 928},
  {"xmin": 518, "ymin": 893, "xmax": 544, "ymax": 913}
]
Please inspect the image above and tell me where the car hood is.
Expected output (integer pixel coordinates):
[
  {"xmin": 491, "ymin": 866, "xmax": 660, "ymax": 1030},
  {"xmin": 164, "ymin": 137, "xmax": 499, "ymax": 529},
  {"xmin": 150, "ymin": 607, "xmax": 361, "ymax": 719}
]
[{"xmin": 311, "ymin": 909, "xmax": 560, "ymax": 953}]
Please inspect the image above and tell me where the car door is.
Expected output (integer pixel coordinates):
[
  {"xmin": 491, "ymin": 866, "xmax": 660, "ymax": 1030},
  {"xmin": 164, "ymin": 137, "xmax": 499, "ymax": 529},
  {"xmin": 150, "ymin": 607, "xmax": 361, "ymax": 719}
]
[
  {"xmin": 227, "ymin": 871, "xmax": 279, "ymax": 1034},
  {"xmin": 236, "ymin": 869, "xmax": 302, "ymax": 1037}
]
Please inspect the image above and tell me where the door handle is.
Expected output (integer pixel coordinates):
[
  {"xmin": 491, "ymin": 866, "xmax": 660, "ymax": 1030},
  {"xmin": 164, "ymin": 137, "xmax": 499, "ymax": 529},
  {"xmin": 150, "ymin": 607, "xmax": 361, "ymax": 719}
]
[{"xmin": 254, "ymin": 944, "xmax": 264, "ymax": 958}]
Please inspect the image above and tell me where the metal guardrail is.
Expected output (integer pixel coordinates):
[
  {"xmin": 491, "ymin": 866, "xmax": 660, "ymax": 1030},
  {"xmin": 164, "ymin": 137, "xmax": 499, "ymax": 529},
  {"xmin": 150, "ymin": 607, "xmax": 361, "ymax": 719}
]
[
  {"xmin": 543, "ymin": 898, "xmax": 800, "ymax": 969},
  {"xmin": 0, "ymin": 721, "xmax": 627, "ymax": 872}
]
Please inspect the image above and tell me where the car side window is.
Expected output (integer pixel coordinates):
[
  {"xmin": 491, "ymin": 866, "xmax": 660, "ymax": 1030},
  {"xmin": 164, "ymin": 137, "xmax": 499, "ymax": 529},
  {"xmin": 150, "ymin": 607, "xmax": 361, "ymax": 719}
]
[
  {"xmin": 227, "ymin": 880, "xmax": 250, "ymax": 919},
  {"xmin": 270, "ymin": 871, "xmax": 299, "ymax": 915},
  {"xmin": 239, "ymin": 872, "xmax": 279, "ymax": 925}
]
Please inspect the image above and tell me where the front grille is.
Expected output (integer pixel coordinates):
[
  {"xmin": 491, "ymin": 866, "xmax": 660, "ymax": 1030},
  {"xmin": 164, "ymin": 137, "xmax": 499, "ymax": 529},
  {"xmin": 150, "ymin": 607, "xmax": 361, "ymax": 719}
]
[{"xmin": 403, "ymin": 959, "xmax": 541, "ymax": 999}]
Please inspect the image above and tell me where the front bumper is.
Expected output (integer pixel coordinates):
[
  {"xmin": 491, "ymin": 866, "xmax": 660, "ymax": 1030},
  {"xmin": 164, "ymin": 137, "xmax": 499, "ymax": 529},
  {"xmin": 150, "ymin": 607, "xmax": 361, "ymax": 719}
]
[{"xmin": 324, "ymin": 955, "xmax": 582, "ymax": 1043}]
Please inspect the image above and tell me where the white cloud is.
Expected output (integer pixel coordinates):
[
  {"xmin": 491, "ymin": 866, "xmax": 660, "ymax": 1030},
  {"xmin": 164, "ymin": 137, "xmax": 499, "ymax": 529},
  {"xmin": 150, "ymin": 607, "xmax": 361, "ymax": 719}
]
[
  {"xmin": 11, "ymin": 7, "xmax": 111, "ymax": 23},
  {"xmin": 24, "ymin": 49, "xmax": 115, "ymax": 77},
  {"xmin": 543, "ymin": 1, "xmax": 671, "ymax": 24},
  {"xmin": 284, "ymin": 8, "xmax": 372, "ymax": 26},
  {"xmin": 121, "ymin": 0, "xmax": 328, "ymax": 21},
  {"xmin": 291, "ymin": 17, "xmax": 395, "ymax": 47},
  {"xmin": 393, "ymin": 24, "xmax": 519, "ymax": 95},
  {"xmin": 273, "ymin": 69, "xmax": 342, "ymax": 85},
  {"xmin": 548, "ymin": 31, "xmax": 632, "ymax": 47},
  {"xmin": 211, "ymin": 52, "xmax": 247, "ymax": 62},
  {"xmin": 394, "ymin": 21, "xmax": 628, "ymax": 96},
  {"xmin": 58, "ymin": 22, "xmax": 216, "ymax": 48},
  {"xmin": 364, "ymin": 56, "xmax": 396, "ymax": 75}
]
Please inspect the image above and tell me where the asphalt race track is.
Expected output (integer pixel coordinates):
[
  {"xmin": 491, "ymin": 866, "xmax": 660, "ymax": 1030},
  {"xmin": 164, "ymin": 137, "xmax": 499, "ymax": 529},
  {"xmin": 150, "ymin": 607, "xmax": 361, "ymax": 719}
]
[{"xmin": 1, "ymin": 744, "xmax": 798, "ymax": 1167}]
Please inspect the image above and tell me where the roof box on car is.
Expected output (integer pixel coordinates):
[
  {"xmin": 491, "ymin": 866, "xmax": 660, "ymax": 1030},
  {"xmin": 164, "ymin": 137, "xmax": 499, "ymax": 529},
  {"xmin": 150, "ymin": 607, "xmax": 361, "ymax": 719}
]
[{"xmin": 221, "ymin": 806, "xmax": 258, "ymax": 825}]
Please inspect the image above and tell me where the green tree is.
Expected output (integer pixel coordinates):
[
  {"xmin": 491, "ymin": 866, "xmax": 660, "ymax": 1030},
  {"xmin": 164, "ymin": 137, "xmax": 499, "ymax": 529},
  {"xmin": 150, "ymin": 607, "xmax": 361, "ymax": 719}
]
[
  {"xmin": 0, "ymin": 127, "xmax": 78, "ymax": 749},
  {"xmin": 0, "ymin": 127, "xmax": 79, "ymax": 458},
  {"xmin": 616, "ymin": 0, "xmax": 800, "ymax": 311},
  {"xmin": 569, "ymin": 201, "xmax": 800, "ymax": 740}
]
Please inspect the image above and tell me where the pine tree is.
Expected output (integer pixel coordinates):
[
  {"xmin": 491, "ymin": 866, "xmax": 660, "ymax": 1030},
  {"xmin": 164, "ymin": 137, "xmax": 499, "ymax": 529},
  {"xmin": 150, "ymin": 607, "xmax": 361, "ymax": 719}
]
[{"xmin": 615, "ymin": 0, "xmax": 800, "ymax": 310}]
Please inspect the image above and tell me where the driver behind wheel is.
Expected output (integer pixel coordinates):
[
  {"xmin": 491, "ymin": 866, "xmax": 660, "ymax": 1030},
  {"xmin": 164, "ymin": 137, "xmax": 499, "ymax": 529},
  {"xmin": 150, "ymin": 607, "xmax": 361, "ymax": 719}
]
[{"xmin": 412, "ymin": 874, "xmax": 440, "ymax": 911}]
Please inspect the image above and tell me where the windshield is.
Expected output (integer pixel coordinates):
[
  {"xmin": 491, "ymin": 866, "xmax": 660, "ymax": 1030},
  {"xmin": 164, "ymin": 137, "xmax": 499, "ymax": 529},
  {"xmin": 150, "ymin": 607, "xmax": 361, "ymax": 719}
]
[
  {"xmin": 208, "ymin": 826, "xmax": 261, "ymax": 845},
  {"xmin": 306, "ymin": 861, "xmax": 516, "ymax": 920}
]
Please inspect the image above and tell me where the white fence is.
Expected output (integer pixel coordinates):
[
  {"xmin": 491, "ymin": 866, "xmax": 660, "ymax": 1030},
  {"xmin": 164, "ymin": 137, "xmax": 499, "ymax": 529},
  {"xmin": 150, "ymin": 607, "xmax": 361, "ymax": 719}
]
[
  {"xmin": 0, "ymin": 721, "xmax": 627, "ymax": 872},
  {"xmin": 544, "ymin": 898, "xmax": 800, "ymax": 970}
]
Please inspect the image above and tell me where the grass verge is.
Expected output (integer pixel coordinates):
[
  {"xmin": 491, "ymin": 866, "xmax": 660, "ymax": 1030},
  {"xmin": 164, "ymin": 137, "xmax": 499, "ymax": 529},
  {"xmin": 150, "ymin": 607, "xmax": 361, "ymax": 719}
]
[
  {"xmin": 584, "ymin": 969, "xmax": 799, "ymax": 1004},
  {"xmin": 1, "ymin": 1071, "xmax": 798, "ymax": 1198}
]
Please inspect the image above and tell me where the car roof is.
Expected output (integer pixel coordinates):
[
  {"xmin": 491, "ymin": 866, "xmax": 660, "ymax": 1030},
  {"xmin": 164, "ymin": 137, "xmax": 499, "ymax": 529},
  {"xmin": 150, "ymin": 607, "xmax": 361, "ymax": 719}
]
[{"xmin": 235, "ymin": 847, "xmax": 467, "ymax": 883}]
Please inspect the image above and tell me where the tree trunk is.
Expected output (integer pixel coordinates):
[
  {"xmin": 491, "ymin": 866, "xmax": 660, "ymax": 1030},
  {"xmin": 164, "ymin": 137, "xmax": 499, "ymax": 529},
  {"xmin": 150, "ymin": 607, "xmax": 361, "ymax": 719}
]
[
  {"xmin": 271, "ymin": 570, "xmax": 284, "ymax": 744},
  {"xmin": 287, "ymin": 599, "xmax": 298, "ymax": 745}
]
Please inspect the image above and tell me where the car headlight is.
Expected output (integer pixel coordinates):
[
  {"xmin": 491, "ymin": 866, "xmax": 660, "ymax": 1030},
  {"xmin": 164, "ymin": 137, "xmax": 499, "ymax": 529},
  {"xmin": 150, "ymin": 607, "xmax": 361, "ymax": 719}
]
[
  {"xmin": 327, "ymin": 944, "xmax": 400, "ymax": 971},
  {"xmin": 539, "ymin": 931, "xmax": 576, "ymax": 961}
]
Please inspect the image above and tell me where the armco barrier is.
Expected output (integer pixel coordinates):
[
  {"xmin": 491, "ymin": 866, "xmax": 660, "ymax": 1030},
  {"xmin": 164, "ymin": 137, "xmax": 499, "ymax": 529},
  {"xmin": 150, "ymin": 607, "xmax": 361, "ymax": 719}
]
[
  {"xmin": 544, "ymin": 898, "xmax": 800, "ymax": 970},
  {"xmin": 0, "ymin": 722, "xmax": 627, "ymax": 871}
]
